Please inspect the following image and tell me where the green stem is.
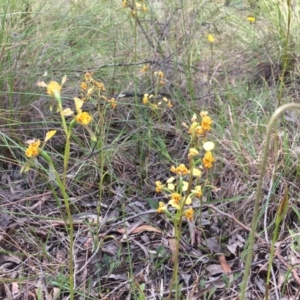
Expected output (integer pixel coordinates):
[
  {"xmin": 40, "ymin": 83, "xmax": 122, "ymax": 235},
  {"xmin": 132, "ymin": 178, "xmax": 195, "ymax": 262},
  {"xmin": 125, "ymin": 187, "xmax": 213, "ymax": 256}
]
[
  {"xmin": 96, "ymin": 101, "xmax": 107, "ymax": 236},
  {"xmin": 167, "ymin": 210, "xmax": 181, "ymax": 300},
  {"xmin": 40, "ymin": 150, "xmax": 74, "ymax": 299},
  {"xmin": 167, "ymin": 158, "xmax": 194, "ymax": 300},
  {"xmin": 63, "ymin": 132, "xmax": 71, "ymax": 187},
  {"xmin": 54, "ymin": 92, "xmax": 68, "ymax": 134},
  {"xmin": 265, "ymin": 214, "xmax": 281, "ymax": 300},
  {"xmin": 168, "ymin": 178, "xmax": 182, "ymax": 300},
  {"xmin": 52, "ymin": 91, "xmax": 74, "ymax": 299},
  {"xmin": 240, "ymin": 103, "xmax": 300, "ymax": 300},
  {"xmin": 54, "ymin": 92, "xmax": 71, "ymax": 186},
  {"xmin": 265, "ymin": 185, "xmax": 288, "ymax": 299},
  {"xmin": 183, "ymin": 157, "xmax": 194, "ymax": 205}
]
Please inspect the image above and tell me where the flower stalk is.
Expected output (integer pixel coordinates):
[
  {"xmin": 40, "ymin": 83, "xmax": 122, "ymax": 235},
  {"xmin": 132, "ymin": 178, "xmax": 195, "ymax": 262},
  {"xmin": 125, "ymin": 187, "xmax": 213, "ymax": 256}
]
[
  {"xmin": 22, "ymin": 77, "xmax": 97, "ymax": 299},
  {"xmin": 240, "ymin": 103, "xmax": 300, "ymax": 300},
  {"xmin": 157, "ymin": 112, "xmax": 215, "ymax": 300}
]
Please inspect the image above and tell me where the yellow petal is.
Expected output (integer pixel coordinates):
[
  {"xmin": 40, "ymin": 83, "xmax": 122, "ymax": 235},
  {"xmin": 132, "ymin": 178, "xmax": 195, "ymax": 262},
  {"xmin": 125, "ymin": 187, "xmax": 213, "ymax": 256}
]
[
  {"xmin": 189, "ymin": 122, "xmax": 199, "ymax": 134},
  {"xmin": 25, "ymin": 138, "xmax": 37, "ymax": 145},
  {"xmin": 46, "ymin": 81, "xmax": 61, "ymax": 96},
  {"xmin": 61, "ymin": 75, "xmax": 67, "ymax": 85},
  {"xmin": 45, "ymin": 130, "xmax": 57, "ymax": 142},
  {"xmin": 167, "ymin": 183, "xmax": 175, "ymax": 191},
  {"xmin": 37, "ymin": 81, "xmax": 47, "ymax": 88},
  {"xmin": 192, "ymin": 168, "xmax": 202, "ymax": 177},
  {"xmin": 167, "ymin": 176, "xmax": 176, "ymax": 183},
  {"xmin": 182, "ymin": 122, "xmax": 189, "ymax": 129},
  {"xmin": 27, "ymin": 139, "xmax": 41, "ymax": 147},
  {"xmin": 203, "ymin": 141, "xmax": 215, "ymax": 151},
  {"xmin": 200, "ymin": 111, "xmax": 209, "ymax": 118},
  {"xmin": 185, "ymin": 196, "xmax": 192, "ymax": 205},
  {"xmin": 74, "ymin": 97, "xmax": 84, "ymax": 112},
  {"xmin": 191, "ymin": 113, "xmax": 197, "ymax": 122},
  {"xmin": 182, "ymin": 181, "xmax": 189, "ymax": 192},
  {"xmin": 157, "ymin": 202, "xmax": 167, "ymax": 213},
  {"xmin": 192, "ymin": 186, "xmax": 203, "ymax": 198},
  {"xmin": 168, "ymin": 200, "xmax": 180, "ymax": 210},
  {"xmin": 87, "ymin": 87, "xmax": 94, "ymax": 96},
  {"xmin": 189, "ymin": 148, "xmax": 199, "ymax": 158},
  {"xmin": 62, "ymin": 108, "xmax": 74, "ymax": 116},
  {"xmin": 170, "ymin": 166, "xmax": 176, "ymax": 173}
]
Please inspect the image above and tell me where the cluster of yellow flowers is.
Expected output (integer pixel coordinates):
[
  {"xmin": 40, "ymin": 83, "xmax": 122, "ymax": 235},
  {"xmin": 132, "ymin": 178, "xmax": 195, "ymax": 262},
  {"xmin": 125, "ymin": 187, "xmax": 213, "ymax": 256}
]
[
  {"xmin": 140, "ymin": 68, "xmax": 172, "ymax": 109},
  {"xmin": 140, "ymin": 64, "xmax": 150, "ymax": 74},
  {"xmin": 155, "ymin": 111, "xmax": 216, "ymax": 221},
  {"xmin": 122, "ymin": 0, "xmax": 147, "ymax": 16},
  {"xmin": 140, "ymin": 65, "xmax": 166, "ymax": 86},
  {"xmin": 154, "ymin": 70, "xmax": 165, "ymax": 86},
  {"xmin": 185, "ymin": 111, "xmax": 213, "ymax": 138},
  {"xmin": 186, "ymin": 111, "xmax": 215, "ymax": 168},
  {"xmin": 155, "ymin": 162, "xmax": 200, "ymax": 220},
  {"xmin": 23, "ymin": 77, "xmax": 97, "ymax": 169},
  {"xmin": 37, "ymin": 78, "xmax": 93, "ymax": 127},
  {"xmin": 80, "ymin": 72, "xmax": 116, "ymax": 109},
  {"xmin": 80, "ymin": 72, "xmax": 105, "ymax": 97},
  {"xmin": 142, "ymin": 93, "xmax": 172, "ymax": 110}
]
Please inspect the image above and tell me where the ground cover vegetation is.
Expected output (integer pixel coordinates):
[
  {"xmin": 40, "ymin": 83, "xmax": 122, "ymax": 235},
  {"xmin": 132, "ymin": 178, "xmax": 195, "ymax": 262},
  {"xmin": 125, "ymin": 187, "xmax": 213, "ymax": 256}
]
[{"xmin": 0, "ymin": 0, "xmax": 300, "ymax": 299}]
